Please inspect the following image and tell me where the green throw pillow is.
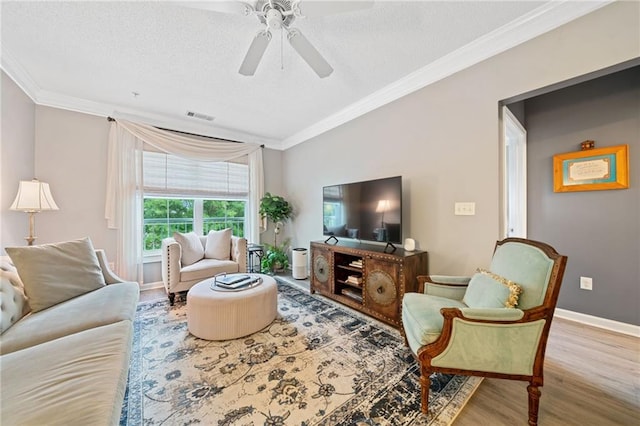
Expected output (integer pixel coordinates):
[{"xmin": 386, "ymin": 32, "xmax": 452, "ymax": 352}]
[
  {"xmin": 463, "ymin": 269, "xmax": 523, "ymax": 309},
  {"xmin": 6, "ymin": 237, "xmax": 106, "ymax": 313}
]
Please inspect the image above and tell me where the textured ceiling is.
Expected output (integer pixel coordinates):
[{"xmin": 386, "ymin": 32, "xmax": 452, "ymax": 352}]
[{"xmin": 1, "ymin": 1, "xmax": 606, "ymax": 149}]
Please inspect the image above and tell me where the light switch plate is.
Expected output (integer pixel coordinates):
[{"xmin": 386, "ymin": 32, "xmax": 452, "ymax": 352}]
[
  {"xmin": 455, "ymin": 202, "xmax": 476, "ymax": 216},
  {"xmin": 580, "ymin": 276, "xmax": 593, "ymax": 290}
]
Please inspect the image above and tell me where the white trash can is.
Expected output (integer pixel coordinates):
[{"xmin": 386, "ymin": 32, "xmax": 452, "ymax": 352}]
[{"xmin": 292, "ymin": 248, "xmax": 308, "ymax": 279}]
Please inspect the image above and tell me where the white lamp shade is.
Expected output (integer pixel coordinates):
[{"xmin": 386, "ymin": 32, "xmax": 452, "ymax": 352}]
[
  {"xmin": 10, "ymin": 180, "xmax": 59, "ymax": 212},
  {"xmin": 376, "ymin": 200, "xmax": 390, "ymax": 213}
]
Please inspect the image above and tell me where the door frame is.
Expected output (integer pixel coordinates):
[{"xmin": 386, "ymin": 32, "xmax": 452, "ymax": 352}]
[{"xmin": 501, "ymin": 105, "xmax": 527, "ymax": 238}]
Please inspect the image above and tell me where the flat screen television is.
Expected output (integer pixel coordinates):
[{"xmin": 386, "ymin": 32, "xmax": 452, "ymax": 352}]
[{"xmin": 323, "ymin": 176, "xmax": 402, "ymax": 246}]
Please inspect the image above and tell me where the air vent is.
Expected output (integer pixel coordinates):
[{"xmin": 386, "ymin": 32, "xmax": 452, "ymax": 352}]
[{"xmin": 186, "ymin": 111, "xmax": 215, "ymax": 122}]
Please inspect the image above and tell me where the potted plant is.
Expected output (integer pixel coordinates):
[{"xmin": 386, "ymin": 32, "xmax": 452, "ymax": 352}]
[
  {"xmin": 259, "ymin": 193, "xmax": 293, "ymax": 274},
  {"xmin": 261, "ymin": 241, "xmax": 290, "ymax": 274}
]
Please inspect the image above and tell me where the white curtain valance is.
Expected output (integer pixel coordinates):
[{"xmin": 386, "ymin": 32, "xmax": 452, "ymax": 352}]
[{"xmin": 116, "ymin": 119, "xmax": 261, "ymax": 162}]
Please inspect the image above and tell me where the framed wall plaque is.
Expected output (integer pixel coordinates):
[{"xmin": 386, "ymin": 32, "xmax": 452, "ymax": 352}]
[{"xmin": 553, "ymin": 144, "xmax": 629, "ymax": 192}]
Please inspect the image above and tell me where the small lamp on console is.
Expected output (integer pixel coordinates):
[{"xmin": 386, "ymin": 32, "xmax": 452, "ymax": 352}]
[
  {"xmin": 376, "ymin": 199, "xmax": 390, "ymax": 228},
  {"xmin": 10, "ymin": 179, "xmax": 59, "ymax": 246}
]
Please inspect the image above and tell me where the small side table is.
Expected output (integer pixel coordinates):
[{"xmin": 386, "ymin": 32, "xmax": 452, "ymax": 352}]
[{"xmin": 247, "ymin": 244, "xmax": 264, "ymax": 273}]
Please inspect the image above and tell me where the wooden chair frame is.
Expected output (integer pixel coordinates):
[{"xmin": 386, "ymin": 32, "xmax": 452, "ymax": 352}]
[{"xmin": 409, "ymin": 238, "xmax": 567, "ymax": 426}]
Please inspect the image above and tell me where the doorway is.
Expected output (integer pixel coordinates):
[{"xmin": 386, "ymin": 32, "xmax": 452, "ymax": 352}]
[{"xmin": 502, "ymin": 105, "xmax": 527, "ymax": 238}]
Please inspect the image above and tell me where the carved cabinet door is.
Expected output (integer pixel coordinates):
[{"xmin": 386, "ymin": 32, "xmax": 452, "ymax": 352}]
[
  {"xmin": 363, "ymin": 257, "xmax": 401, "ymax": 323},
  {"xmin": 311, "ymin": 246, "xmax": 332, "ymax": 295}
]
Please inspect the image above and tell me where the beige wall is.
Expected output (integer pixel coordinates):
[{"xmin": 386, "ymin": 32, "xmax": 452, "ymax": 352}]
[
  {"xmin": 1, "ymin": 71, "xmax": 36, "ymax": 252},
  {"xmin": 283, "ymin": 2, "xmax": 640, "ymax": 276},
  {"xmin": 33, "ymin": 106, "xmax": 116, "ymax": 255}
]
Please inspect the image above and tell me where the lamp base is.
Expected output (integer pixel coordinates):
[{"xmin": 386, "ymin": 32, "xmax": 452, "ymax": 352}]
[{"xmin": 25, "ymin": 211, "xmax": 37, "ymax": 246}]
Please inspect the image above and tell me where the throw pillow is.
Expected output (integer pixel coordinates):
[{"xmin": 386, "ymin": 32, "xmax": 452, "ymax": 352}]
[
  {"xmin": 5, "ymin": 237, "xmax": 106, "ymax": 313},
  {"xmin": 173, "ymin": 231, "xmax": 205, "ymax": 266},
  {"xmin": 463, "ymin": 268, "xmax": 523, "ymax": 309},
  {"xmin": 204, "ymin": 228, "xmax": 232, "ymax": 260}
]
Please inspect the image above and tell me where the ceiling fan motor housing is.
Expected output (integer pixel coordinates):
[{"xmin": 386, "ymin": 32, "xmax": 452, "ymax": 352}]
[
  {"xmin": 258, "ymin": 0, "xmax": 295, "ymax": 28},
  {"xmin": 265, "ymin": 8, "xmax": 283, "ymax": 30}
]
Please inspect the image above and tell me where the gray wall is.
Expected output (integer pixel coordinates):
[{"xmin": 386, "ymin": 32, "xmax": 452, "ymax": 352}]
[
  {"xmin": 526, "ymin": 67, "xmax": 639, "ymax": 325},
  {"xmin": 1, "ymin": 71, "xmax": 35, "ymax": 252},
  {"xmin": 281, "ymin": 2, "xmax": 639, "ymax": 323}
]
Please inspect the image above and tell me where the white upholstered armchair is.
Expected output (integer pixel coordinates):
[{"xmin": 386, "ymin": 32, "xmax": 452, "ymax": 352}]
[{"xmin": 161, "ymin": 231, "xmax": 247, "ymax": 305}]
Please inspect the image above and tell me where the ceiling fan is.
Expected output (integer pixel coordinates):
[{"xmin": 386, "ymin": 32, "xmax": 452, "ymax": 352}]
[{"xmin": 183, "ymin": 1, "xmax": 373, "ymax": 78}]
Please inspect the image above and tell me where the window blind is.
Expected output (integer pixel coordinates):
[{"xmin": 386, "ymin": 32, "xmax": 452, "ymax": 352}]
[
  {"xmin": 323, "ymin": 185, "xmax": 343, "ymax": 200},
  {"xmin": 143, "ymin": 151, "xmax": 249, "ymax": 198}
]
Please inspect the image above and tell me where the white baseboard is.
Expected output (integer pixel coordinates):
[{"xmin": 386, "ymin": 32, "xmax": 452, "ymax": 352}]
[
  {"xmin": 555, "ymin": 308, "xmax": 640, "ymax": 338},
  {"xmin": 141, "ymin": 281, "xmax": 164, "ymax": 291}
]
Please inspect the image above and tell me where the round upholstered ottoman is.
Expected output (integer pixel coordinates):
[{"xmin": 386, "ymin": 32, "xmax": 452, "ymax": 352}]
[{"xmin": 186, "ymin": 274, "xmax": 277, "ymax": 340}]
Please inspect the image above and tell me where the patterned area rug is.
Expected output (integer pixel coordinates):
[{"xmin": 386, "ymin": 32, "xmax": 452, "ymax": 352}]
[{"xmin": 120, "ymin": 280, "xmax": 481, "ymax": 425}]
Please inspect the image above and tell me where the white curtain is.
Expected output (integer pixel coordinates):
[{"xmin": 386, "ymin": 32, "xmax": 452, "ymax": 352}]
[
  {"xmin": 105, "ymin": 119, "xmax": 264, "ymax": 283},
  {"xmin": 105, "ymin": 124, "xmax": 144, "ymax": 283}
]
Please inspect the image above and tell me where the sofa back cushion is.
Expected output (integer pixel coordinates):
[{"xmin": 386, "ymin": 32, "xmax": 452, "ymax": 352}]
[
  {"xmin": 6, "ymin": 237, "xmax": 106, "ymax": 313},
  {"xmin": 204, "ymin": 228, "xmax": 232, "ymax": 260},
  {"xmin": 173, "ymin": 231, "xmax": 205, "ymax": 266}
]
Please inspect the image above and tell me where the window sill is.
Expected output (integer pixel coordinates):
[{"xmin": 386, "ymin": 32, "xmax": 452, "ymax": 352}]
[{"xmin": 144, "ymin": 253, "xmax": 162, "ymax": 264}]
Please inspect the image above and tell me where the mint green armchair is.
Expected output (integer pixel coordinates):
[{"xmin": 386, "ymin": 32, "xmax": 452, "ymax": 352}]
[{"xmin": 401, "ymin": 238, "xmax": 567, "ymax": 426}]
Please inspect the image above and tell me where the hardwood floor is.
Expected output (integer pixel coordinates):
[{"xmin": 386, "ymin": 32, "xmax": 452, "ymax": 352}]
[{"xmin": 139, "ymin": 286, "xmax": 639, "ymax": 425}]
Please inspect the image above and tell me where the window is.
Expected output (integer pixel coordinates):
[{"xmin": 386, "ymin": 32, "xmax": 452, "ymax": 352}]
[
  {"xmin": 323, "ymin": 185, "xmax": 344, "ymax": 227},
  {"xmin": 143, "ymin": 151, "xmax": 249, "ymax": 254}
]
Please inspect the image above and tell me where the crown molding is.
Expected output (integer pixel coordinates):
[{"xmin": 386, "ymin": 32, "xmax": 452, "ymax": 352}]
[
  {"xmin": 1, "ymin": 49, "xmax": 40, "ymax": 103},
  {"xmin": 2, "ymin": 1, "xmax": 612, "ymax": 151},
  {"xmin": 280, "ymin": 0, "xmax": 612, "ymax": 150},
  {"xmin": 1, "ymin": 49, "xmax": 281, "ymax": 149}
]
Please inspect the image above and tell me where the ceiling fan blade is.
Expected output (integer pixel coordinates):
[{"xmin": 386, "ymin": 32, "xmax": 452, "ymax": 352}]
[
  {"xmin": 293, "ymin": 0, "xmax": 373, "ymax": 17},
  {"xmin": 287, "ymin": 28, "xmax": 333, "ymax": 78},
  {"xmin": 239, "ymin": 30, "xmax": 272, "ymax": 76},
  {"xmin": 177, "ymin": 1, "xmax": 254, "ymax": 16}
]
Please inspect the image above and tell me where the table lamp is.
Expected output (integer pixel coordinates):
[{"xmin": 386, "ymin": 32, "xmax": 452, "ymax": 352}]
[{"xmin": 10, "ymin": 179, "xmax": 59, "ymax": 245}]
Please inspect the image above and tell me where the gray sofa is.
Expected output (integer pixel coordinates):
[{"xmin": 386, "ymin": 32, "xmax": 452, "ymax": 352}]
[{"xmin": 0, "ymin": 245, "xmax": 139, "ymax": 426}]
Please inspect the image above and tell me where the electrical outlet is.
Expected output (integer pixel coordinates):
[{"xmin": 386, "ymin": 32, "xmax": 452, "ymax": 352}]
[
  {"xmin": 454, "ymin": 202, "xmax": 476, "ymax": 216},
  {"xmin": 580, "ymin": 276, "xmax": 593, "ymax": 290}
]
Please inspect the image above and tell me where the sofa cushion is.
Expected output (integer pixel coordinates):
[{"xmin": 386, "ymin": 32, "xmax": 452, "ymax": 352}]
[
  {"xmin": 204, "ymin": 228, "xmax": 232, "ymax": 260},
  {"xmin": 0, "ymin": 270, "xmax": 29, "ymax": 334},
  {"xmin": 174, "ymin": 231, "xmax": 205, "ymax": 266},
  {"xmin": 6, "ymin": 237, "xmax": 106, "ymax": 313},
  {"xmin": 180, "ymin": 258, "xmax": 240, "ymax": 283},
  {"xmin": 463, "ymin": 269, "xmax": 523, "ymax": 309},
  {"xmin": 0, "ymin": 282, "xmax": 139, "ymax": 355},
  {"xmin": 401, "ymin": 293, "xmax": 467, "ymax": 350},
  {"xmin": 0, "ymin": 320, "xmax": 133, "ymax": 426}
]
